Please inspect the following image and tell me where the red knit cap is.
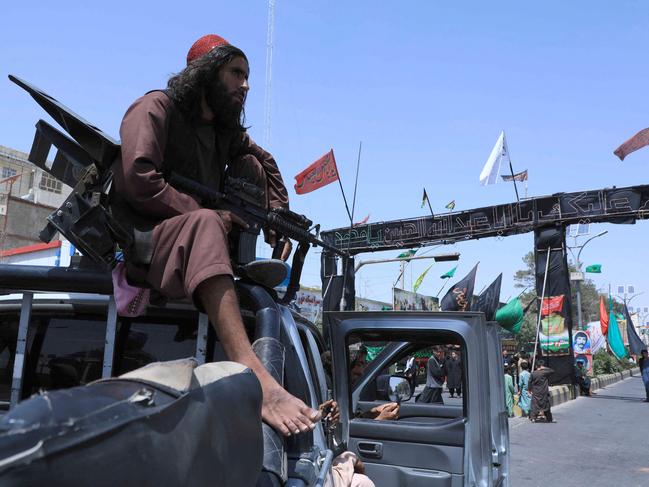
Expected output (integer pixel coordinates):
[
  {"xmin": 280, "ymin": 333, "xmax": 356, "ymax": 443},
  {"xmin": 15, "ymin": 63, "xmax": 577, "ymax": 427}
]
[{"xmin": 186, "ymin": 34, "xmax": 230, "ymax": 65}]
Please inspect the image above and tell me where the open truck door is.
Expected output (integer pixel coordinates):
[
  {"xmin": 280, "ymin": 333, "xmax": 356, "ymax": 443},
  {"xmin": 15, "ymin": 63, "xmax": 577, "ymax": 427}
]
[
  {"xmin": 329, "ymin": 311, "xmax": 506, "ymax": 487},
  {"xmin": 485, "ymin": 321, "xmax": 510, "ymax": 486}
]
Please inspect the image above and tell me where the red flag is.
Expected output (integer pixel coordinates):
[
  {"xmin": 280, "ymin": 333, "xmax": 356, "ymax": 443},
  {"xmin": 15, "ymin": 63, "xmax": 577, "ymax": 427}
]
[
  {"xmin": 599, "ymin": 296, "xmax": 609, "ymax": 335},
  {"xmin": 293, "ymin": 149, "xmax": 339, "ymax": 195},
  {"xmin": 614, "ymin": 127, "xmax": 649, "ymax": 161},
  {"xmin": 353, "ymin": 214, "xmax": 370, "ymax": 227},
  {"xmin": 541, "ymin": 295, "xmax": 564, "ymax": 316}
]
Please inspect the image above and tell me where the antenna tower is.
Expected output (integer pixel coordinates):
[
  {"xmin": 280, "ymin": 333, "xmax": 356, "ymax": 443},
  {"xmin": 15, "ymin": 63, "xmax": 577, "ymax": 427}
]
[{"xmin": 263, "ymin": 0, "xmax": 276, "ymax": 147}]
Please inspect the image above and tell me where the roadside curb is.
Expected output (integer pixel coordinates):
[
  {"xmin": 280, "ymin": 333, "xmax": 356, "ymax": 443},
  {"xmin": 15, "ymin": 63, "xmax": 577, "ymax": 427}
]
[{"xmin": 549, "ymin": 367, "xmax": 640, "ymax": 407}]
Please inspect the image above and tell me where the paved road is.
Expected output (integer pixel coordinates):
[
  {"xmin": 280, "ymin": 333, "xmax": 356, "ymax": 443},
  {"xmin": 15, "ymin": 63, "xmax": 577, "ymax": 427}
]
[{"xmin": 509, "ymin": 375, "xmax": 649, "ymax": 486}]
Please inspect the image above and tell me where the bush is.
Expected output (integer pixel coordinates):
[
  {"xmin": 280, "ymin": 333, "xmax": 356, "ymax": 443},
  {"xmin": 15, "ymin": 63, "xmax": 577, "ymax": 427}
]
[{"xmin": 592, "ymin": 350, "xmax": 626, "ymax": 376}]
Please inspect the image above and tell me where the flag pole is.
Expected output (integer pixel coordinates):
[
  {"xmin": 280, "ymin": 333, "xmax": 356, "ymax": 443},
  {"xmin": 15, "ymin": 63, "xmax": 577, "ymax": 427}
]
[
  {"xmin": 340, "ymin": 143, "xmax": 363, "ymax": 311},
  {"xmin": 508, "ymin": 160, "xmax": 520, "ymax": 203},
  {"xmin": 436, "ymin": 279, "xmax": 449, "ymax": 297},
  {"xmin": 350, "ymin": 141, "xmax": 362, "ymax": 225},
  {"xmin": 532, "ymin": 246, "xmax": 551, "ymax": 372},
  {"xmin": 336, "ymin": 177, "xmax": 353, "ymax": 222},
  {"xmin": 424, "ymin": 187, "xmax": 435, "ymax": 218},
  {"xmin": 503, "ymin": 132, "xmax": 520, "ymax": 203}
]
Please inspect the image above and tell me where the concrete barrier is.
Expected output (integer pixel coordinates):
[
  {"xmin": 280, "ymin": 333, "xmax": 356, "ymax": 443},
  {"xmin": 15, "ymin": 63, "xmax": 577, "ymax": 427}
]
[{"xmin": 548, "ymin": 367, "xmax": 640, "ymax": 408}]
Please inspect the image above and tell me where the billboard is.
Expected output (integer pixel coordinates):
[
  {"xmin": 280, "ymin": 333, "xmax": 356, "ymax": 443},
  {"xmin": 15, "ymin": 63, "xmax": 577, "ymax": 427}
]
[{"xmin": 393, "ymin": 287, "xmax": 439, "ymax": 311}]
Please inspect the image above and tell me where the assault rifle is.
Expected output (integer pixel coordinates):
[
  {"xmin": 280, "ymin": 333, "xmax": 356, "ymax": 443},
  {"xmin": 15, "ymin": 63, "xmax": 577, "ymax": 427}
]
[{"xmin": 169, "ymin": 172, "xmax": 347, "ymax": 259}]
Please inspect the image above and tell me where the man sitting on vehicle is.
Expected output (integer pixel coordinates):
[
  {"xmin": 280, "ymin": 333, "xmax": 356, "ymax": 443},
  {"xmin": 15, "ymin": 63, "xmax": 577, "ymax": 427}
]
[{"xmin": 111, "ymin": 34, "xmax": 319, "ymax": 437}]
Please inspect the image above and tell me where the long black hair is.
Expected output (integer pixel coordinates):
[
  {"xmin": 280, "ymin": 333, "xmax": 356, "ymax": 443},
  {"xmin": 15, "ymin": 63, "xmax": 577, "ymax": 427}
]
[{"xmin": 167, "ymin": 44, "xmax": 248, "ymax": 128}]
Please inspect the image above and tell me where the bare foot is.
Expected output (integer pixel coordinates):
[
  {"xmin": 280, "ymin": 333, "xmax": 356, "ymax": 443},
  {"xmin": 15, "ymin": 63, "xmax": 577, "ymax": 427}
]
[{"xmin": 261, "ymin": 384, "xmax": 321, "ymax": 436}]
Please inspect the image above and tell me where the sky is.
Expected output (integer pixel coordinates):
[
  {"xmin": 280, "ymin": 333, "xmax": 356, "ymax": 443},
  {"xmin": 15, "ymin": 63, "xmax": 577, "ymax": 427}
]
[{"xmin": 1, "ymin": 1, "xmax": 648, "ymax": 317}]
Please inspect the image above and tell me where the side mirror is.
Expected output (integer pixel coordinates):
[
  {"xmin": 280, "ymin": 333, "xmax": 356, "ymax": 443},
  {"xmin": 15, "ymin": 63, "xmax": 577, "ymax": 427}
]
[{"xmin": 388, "ymin": 376, "xmax": 413, "ymax": 403}]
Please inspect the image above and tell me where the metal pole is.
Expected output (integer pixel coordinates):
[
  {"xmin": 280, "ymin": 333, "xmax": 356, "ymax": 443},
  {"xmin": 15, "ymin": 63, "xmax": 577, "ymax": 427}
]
[
  {"xmin": 10, "ymin": 292, "xmax": 33, "ymax": 408},
  {"xmin": 400, "ymin": 260, "xmax": 405, "ymax": 289},
  {"xmin": 102, "ymin": 296, "xmax": 118, "ymax": 379},
  {"xmin": 576, "ymin": 280, "xmax": 583, "ymax": 330},
  {"xmin": 355, "ymin": 252, "xmax": 460, "ymax": 272},
  {"xmin": 532, "ymin": 247, "xmax": 552, "ymax": 372},
  {"xmin": 195, "ymin": 313, "xmax": 209, "ymax": 365}
]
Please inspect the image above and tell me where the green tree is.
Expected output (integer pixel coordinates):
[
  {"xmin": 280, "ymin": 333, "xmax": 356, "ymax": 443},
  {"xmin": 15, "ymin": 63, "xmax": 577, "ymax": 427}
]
[{"xmin": 512, "ymin": 252, "xmax": 538, "ymax": 350}]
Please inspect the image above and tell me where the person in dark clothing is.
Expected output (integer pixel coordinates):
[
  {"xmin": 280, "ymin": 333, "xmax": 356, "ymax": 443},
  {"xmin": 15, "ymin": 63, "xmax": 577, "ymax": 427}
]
[
  {"xmin": 112, "ymin": 34, "xmax": 319, "ymax": 437},
  {"xmin": 445, "ymin": 350, "xmax": 462, "ymax": 398},
  {"xmin": 575, "ymin": 361, "xmax": 592, "ymax": 397},
  {"xmin": 639, "ymin": 349, "xmax": 649, "ymax": 402},
  {"xmin": 417, "ymin": 347, "xmax": 446, "ymax": 404},
  {"xmin": 529, "ymin": 360, "xmax": 555, "ymax": 422}
]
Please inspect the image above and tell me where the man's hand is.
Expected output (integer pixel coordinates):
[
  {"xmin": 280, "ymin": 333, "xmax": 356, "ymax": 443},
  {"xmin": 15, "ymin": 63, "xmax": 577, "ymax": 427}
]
[
  {"xmin": 319, "ymin": 399, "xmax": 340, "ymax": 424},
  {"xmin": 215, "ymin": 210, "xmax": 249, "ymax": 233},
  {"xmin": 353, "ymin": 455, "xmax": 366, "ymax": 475},
  {"xmin": 371, "ymin": 402, "xmax": 400, "ymax": 421},
  {"xmin": 266, "ymin": 229, "xmax": 293, "ymax": 261}
]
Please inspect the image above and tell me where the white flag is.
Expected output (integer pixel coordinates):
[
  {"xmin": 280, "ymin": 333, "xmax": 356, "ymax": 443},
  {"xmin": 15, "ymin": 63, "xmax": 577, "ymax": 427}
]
[{"xmin": 479, "ymin": 131, "xmax": 510, "ymax": 186}]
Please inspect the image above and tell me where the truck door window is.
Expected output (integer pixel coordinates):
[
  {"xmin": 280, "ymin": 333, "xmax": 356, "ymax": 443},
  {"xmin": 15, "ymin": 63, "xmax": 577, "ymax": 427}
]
[
  {"xmin": 348, "ymin": 332, "xmax": 466, "ymax": 420},
  {"xmin": 0, "ymin": 316, "xmax": 18, "ymax": 406},
  {"xmin": 28, "ymin": 317, "xmax": 106, "ymax": 395}
]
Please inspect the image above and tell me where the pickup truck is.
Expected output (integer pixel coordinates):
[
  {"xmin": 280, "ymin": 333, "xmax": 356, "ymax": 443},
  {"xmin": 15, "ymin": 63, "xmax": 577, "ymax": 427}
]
[
  {"xmin": 0, "ymin": 263, "xmax": 510, "ymax": 486},
  {"xmin": 0, "ymin": 74, "xmax": 510, "ymax": 486}
]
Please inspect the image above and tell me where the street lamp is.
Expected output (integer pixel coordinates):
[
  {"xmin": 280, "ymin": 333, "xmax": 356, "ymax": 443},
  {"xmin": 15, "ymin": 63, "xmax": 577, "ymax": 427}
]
[
  {"xmin": 567, "ymin": 230, "xmax": 608, "ymax": 329},
  {"xmin": 355, "ymin": 252, "xmax": 460, "ymax": 292}
]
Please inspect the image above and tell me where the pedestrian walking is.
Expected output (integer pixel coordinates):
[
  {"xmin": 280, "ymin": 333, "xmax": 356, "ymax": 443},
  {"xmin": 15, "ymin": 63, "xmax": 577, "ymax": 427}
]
[
  {"xmin": 518, "ymin": 361, "xmax": 531, "ymax": 417},
  {"xmin": 639, "ymin": 349, "xmax": 649, "ymax": 402},
  {"xmin": 529, "ymin": 360, "xmax": 555, "ymax": 423},
  {"xmin": 504, "ymin": 366, "xmax": 515, "ymax": 417},
  {"xmin": 416, "ymin": 347, "xmax": 445, "ymax": 404}
]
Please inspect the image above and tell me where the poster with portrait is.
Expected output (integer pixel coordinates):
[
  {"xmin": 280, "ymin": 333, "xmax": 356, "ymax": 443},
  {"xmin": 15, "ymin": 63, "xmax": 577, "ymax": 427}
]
[
  {"xmin": 393, "ymin": 288, "xmax": 439, "ymax": 311},
  {"xmin": 572, "ymin": 330, "xmax": 591, "ymax": 355}
]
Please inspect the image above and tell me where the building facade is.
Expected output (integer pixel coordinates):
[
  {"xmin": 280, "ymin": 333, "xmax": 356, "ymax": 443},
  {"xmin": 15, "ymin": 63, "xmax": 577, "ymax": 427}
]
[{"xmin": 0, "ymin": 145, "xmax": 70, "ymax": 253}]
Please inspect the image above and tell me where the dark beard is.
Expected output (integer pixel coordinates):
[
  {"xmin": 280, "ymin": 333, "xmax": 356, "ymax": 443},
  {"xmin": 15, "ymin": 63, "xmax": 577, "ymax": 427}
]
[{"xmin": 204, "ymin": 79, "xmax": 243, "ymax": 130}]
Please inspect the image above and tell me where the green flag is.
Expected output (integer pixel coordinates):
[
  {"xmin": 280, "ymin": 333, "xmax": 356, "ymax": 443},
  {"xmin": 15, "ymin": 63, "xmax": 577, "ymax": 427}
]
[
  {"xmin": 413, "ymin": 264, "xmax": 434, "ymax": 293},
  {"xmin": 445, "ymin": 200, "xmax": 456, "ymax": 210},
  {"xmin": 495, "ymin": 298, "xmax": 524, "ymax": 334},
  {"xmin": 585, "ymin": 264, "xmax": 602, "ymax": 273},
  {"xmin": 440, "ymin": 265, "xmax": 458, "ymax": 279},
  {"xmin": 397, "ymin": 249, "xmax": 417, "ymax": 260}
]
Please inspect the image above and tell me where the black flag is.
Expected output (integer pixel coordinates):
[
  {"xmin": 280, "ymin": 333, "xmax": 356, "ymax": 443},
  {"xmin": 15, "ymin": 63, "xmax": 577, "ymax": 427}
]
[
  {"xmin": 471, "ymin": 273, "xmax": 502, "ymax": 321},
  {"xmin": 624, "ymin": 304, "xmax": 646, "ymax": 355},
  {"xmin": 441, "ymin": 264, "xmax": 478, "ymax": 312}
]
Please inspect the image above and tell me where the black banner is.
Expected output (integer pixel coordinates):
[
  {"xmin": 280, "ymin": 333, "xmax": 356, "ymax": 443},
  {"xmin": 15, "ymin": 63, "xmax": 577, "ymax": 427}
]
[
  {"xmin": 534, "ymin": 227, "xmax": 574, "ymax": 385},
  {"xmin": 441, "ymin": 264, "xmax": 478, "ymax": 312},
  {"xmin": 322, "ymin": 184, "xmax": 649, "ymax": 255},
  {"xmin": 472, "ymin": 273, "xmax": 503, "ymax": 321}
]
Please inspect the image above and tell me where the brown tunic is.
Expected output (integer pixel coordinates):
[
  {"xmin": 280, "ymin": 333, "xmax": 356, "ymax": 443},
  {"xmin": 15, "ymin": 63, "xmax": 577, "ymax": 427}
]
[{"xmin": 113, "ymin": 91, "xmax": 289, "ymax": 300}]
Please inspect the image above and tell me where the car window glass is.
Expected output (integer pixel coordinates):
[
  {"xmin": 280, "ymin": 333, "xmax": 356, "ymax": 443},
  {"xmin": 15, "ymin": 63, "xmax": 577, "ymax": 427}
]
[
  {"xmin": 0, "ymin": 315, "xmax": 18, "ymax": 406},
  {"xmin": 29, "ymin": 317, "xmax": 106, "ymax": 394},
  {"xmin": 115, "ymin": 320, "xmax": 197, "ymax": 375}
]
